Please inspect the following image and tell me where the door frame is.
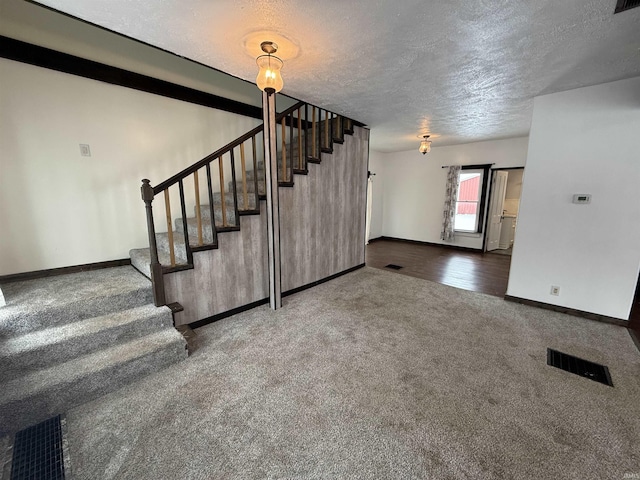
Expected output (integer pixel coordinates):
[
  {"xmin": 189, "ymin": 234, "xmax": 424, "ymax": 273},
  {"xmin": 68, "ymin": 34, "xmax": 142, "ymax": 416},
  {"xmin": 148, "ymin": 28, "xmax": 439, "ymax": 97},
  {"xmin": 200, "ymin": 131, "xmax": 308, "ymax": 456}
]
[{"xmin": 482, "ymin": 167, "xmax": 525, "ymax": 252}]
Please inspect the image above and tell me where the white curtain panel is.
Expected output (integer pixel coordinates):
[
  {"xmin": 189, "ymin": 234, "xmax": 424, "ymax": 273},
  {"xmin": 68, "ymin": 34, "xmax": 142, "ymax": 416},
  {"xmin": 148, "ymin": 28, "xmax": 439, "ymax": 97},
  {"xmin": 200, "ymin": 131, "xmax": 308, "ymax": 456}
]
[{"xmin": 441, "ymin": 166, "xmax": 461, "ymax": 241}]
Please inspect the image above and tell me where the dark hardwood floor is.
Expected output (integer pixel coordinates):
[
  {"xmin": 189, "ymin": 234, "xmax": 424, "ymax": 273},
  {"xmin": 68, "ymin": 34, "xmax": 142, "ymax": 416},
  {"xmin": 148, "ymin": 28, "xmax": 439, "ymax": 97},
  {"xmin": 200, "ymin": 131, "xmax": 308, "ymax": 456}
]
[{"xmin": 366, "ymin": 239, "xmax": 512, "ymax": 297}]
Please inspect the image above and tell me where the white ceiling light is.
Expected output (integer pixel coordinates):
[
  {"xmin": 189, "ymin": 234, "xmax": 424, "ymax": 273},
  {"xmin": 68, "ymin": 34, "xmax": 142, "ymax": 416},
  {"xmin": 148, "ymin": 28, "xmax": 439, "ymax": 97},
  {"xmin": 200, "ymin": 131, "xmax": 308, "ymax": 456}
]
[
  {"xmin": 256, "ymin": 41, "xmax": 284, "ymax": 94},
  {"xmin": 419, "ymin": 135, "xmax": 432, "ymax": 155}
]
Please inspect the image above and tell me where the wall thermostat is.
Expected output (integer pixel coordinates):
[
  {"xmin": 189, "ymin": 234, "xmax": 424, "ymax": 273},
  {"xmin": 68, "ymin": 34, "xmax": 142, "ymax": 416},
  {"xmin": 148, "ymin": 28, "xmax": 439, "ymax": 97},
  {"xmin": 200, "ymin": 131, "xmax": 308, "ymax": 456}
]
[{"xmin": 572, "ymin": 194, "xmax": 591, "ymax": 204}]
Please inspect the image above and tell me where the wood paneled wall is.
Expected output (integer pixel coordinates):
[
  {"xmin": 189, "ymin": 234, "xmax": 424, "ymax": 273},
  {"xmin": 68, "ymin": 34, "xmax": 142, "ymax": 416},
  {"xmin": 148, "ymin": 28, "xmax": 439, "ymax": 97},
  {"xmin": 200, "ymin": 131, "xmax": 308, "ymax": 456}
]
[
  {"xmin": 279, "ymin": 127, "xmax": 369, "ymax": 292},
  {"xmin": 164, "ymin": 126, "xmax": 369, "ymax": 326},
  {"xmin": 165, "ymin": 202, "xmax": 269, "ymax": 326}
]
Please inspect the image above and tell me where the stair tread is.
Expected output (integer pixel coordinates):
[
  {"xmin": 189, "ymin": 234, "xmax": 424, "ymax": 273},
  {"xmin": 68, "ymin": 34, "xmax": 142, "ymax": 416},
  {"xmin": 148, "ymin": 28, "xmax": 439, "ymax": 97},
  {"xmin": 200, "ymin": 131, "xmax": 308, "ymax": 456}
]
[
  {"xmin": 0, "ymin": 328, "xmax": 184, "ymax": 405},
  {"xmin": 0, "ymin": 304, "xmax": 170, "ymax": 357},
  {"xmin": 0, "ymin": 267, "xmax": 153, "ymax": 336},
  {"xmin": 0, "ymin": 266, "xmax": 151, "ymax": 320},
  {"xmin": 129, "ymin": 248, "xmax": 190, "ymax": 279}
]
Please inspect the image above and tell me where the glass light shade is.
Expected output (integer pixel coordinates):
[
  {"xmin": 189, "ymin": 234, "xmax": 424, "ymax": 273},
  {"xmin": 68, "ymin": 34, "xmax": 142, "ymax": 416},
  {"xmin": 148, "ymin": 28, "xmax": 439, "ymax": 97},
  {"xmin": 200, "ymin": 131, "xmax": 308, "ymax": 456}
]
[
  {"xmin": 419, "ymin": 138, "xmax": 431, "ymax": 154},
  {"xmin": 256, "ymin": 54, "xmax": 284, "ymax": 93}
]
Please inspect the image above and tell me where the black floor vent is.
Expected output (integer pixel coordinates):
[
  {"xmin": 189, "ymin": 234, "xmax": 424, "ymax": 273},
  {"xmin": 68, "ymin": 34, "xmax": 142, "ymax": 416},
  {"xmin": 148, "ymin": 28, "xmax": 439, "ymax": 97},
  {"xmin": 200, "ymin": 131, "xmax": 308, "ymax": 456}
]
[
  {"xmin": 615, "ymin": 0, "xmax": 640, "ymax": 13},
  {"xmin": 385, "ymin": 264, "xmax": 403, "ymax": 270},
  {"xmin": 11, "ymin": 415, "xmax": 66, "ymax": 480},
  {"xmin": 547, "ymin": 349, "xmax": 613, "ymax": 387}
]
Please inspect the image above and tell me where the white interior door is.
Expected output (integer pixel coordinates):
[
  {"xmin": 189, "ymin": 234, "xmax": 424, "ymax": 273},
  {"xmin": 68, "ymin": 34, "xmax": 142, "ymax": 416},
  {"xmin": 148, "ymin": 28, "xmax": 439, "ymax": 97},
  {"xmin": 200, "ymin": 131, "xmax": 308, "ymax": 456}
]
[
  {"xmin": 365, "ymin": 177, "xmax": 373, "ymax": 244},
  {"xmin": 486, "ymin": 171, "xmax": 508, "ymax": 251}
]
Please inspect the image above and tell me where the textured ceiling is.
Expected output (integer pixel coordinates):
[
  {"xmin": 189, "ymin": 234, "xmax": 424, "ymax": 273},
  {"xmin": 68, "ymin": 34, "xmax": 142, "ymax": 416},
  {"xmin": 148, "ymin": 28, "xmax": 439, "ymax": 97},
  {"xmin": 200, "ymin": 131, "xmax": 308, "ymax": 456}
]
[{"xmin": 32, "ymin": 0, "xmax": 640, "ymax": 152}]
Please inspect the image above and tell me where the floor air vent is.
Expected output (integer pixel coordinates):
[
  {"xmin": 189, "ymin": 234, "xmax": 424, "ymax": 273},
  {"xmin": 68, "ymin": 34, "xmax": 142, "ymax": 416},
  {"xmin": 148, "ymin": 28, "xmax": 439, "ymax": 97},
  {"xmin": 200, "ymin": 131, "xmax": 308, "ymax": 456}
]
[
  {"xmin": 547, "ymin": 349, "xmax": 613, "ymax": 387},
  {"xmin": 615, "ymin": 0, "xmax": 640, "ymax": 13},
  {"xmin": 385, "ymin": 264, "xmax": 403, "ymax": 270},
  {"xmin": 10, "ymin": 415, "xmax": 67, "ymax": 480}
]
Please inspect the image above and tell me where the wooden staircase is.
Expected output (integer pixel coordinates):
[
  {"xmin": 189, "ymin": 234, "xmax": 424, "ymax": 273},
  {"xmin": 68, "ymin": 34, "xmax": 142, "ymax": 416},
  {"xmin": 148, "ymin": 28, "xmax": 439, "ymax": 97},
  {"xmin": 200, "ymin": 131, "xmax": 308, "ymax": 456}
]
[{"xmin": 130, "ymin": 102, "xmax": 358, "ymax": 305}]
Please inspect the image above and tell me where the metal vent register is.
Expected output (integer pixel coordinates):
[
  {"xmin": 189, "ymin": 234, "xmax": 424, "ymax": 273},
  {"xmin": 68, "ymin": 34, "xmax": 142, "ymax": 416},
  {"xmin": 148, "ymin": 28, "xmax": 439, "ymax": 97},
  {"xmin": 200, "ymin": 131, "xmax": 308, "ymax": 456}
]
[
  {"xmin": 614, "ymin": 0, "xmax": 640, "ymax": 13},
  {"xmin": 9, "ymin": 415, "xmax": 68, "ymax": 480},
  {"xmin": 547, "ymin": 349, "xmax": 613, "ymax": 387}
]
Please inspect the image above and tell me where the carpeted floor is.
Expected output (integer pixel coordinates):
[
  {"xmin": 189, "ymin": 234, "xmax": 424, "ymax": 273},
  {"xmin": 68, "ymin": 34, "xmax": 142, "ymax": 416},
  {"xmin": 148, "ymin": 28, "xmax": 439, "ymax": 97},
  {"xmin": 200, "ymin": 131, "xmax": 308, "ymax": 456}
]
[{"xmin": 63, "ymin": 267, "xmax": 639, "ymax": 479}]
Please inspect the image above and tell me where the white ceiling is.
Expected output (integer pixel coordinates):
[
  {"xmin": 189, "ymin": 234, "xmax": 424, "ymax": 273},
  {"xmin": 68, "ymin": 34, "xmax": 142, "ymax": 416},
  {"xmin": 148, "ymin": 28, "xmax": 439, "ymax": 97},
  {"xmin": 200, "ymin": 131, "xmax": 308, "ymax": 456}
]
[{"xmin": 33, "ymin": 0, "xmax": 640, "ymax": 152}]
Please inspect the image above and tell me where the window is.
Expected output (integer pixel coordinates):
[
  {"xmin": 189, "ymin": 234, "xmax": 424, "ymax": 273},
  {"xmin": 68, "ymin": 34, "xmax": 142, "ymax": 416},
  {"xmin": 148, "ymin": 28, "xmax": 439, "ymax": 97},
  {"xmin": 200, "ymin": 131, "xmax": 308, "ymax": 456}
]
[{"xmin": 454, "ymin": 166, "xmax": 489, "ymax": 233}]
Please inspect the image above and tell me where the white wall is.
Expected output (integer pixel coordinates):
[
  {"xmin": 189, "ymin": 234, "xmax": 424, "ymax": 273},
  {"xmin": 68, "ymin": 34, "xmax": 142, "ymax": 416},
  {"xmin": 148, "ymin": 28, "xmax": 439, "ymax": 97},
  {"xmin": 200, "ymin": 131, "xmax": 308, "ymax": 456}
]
[
  {"xmin": 507, "ymin": 76, "xmax": 640, "ymax": 320},
  {"xmin": 0, "ymin": 59, "xmax": 260, "ymax": 275},
  {"xmin": 371, "ymin": 137, "xmax": 529, "ymax": 249}
]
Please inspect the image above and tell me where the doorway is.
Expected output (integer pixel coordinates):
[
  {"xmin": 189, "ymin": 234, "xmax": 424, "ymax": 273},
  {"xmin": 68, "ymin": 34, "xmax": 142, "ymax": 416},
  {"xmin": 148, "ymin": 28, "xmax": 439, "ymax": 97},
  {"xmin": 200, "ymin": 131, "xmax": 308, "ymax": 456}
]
[
  {"xmin": 629, "ymin": 271, "xmax": 640, "ymax": 352},
  {"xmin": 484, "ymin": 168, "xmax": 524, "ymax": 256}
]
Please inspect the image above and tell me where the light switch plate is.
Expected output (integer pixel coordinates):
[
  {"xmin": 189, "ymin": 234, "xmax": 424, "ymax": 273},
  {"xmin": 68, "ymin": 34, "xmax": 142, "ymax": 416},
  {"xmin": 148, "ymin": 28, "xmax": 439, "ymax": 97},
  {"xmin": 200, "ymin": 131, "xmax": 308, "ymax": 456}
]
[
  {"xmin": 79, "ymin": 144, "xmax": 91, "ymax": 157},
  {"xmin": 572, "ymin": 194, "xmax": 591, "ymax": 204}
]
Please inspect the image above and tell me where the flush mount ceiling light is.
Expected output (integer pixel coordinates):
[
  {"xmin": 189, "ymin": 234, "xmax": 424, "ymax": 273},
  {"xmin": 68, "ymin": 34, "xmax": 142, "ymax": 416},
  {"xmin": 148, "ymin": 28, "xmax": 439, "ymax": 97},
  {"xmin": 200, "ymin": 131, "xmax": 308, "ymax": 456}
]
[
  {"xmin": 419, "ymin": 135, "xmax": 432, "ymax": 154},
  {"xmin": 256, "ymin": 41, "xmax": 284, "ymax": 94}
]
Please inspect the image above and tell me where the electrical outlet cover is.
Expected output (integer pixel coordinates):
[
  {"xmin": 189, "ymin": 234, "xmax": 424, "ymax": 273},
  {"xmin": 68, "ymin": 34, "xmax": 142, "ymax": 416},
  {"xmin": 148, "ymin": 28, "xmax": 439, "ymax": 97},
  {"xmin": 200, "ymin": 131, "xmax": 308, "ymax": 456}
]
[{"xmin": 79, "ymin": 144, "xmax": 91, "ymax": 157}]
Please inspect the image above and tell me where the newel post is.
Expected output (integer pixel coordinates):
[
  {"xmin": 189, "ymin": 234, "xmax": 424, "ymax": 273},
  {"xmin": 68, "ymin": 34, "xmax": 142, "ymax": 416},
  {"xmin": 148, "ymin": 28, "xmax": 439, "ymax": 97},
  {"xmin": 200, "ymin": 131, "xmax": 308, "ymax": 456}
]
[{"xmin": 141, "ymin": 179, "xmax": 166, "ymax": 306}]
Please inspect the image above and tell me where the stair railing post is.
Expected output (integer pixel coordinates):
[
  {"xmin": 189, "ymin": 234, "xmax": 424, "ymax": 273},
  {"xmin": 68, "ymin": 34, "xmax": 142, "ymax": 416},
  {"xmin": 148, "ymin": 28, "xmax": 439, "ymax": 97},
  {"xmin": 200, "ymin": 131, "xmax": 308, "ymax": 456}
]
[
  {"xmin": 263, "ymin": 91, "xmax": 282, "ymax": 310},
  {"xmin": 140, "ymin": 179, "xmax": 166, "ymax": 306}
]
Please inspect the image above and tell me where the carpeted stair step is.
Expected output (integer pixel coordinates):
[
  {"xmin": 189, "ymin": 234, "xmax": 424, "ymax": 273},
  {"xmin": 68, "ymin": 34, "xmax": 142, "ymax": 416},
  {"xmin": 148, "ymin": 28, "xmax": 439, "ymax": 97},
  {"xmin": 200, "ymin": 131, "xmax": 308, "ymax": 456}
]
[
  {"xmin": 210, "ymin": 192, "xmax": 239, "ymax": 206},
  {"xmin": 130, "ymin": 221, "xmax": 223, "ymax": 277},
  {"xmin": 0, "ymin": 267, "xmax": 153, "ymax": 336},
  {"xmin": 130, "ymin": 232, "xmax": 190, "ymax": 278},
  {"xmin": 154, "ymin": 231, "xmax": 188, "ymax": 264},
  {"xmin": 129, "ymin": 248, "xmax": 157, "ymax": 278},
  {"xmin": 174, "ymin": 216, "xmax": 217, "ymax": 244},
  {"xmin": 228, "ymin": 178, "xmax": 263, "ymax": 194},
  {"xmin": 0, "ymin": 304, "xmax": 174, "ymax": 384},
  {"xmin": 211, "ymin": 190, "xmax": 264, "ymax": 209},
  {"xmin": 229, "ymin": 171, "xmax": 307, "ymax": 192},
  {"xmin": 174, "ymin": 208, "xmax": 239, "ymax": 240},
  {"xmin": 130, "ymin": 227, "xmax": 214, "ymax": 278},
  {"xmin": 203, "ymin": 203, "xmax": 240, "ymax": 220},
  {"xmin": 244, "ymin": 168, "xmax": 265, "ymax": 182},
  {"xmin": 229, "ymin": 157, "xmax": 297, "ymax": 191},
  {"xmin": 0, "ymin": 327, "xmax": 186, "ymax": 435}
]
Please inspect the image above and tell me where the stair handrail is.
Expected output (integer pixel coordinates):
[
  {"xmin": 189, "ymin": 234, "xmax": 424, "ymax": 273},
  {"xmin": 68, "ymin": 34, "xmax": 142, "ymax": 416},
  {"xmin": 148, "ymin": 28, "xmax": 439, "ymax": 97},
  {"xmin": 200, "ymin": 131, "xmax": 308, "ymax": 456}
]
[
  {"xmin": 153, "ymin": 101, "xmax": 306, "ymax": 195},
  {"xmin": 140, "ymin": 99, "xmax": 360, "ymax": 307}
]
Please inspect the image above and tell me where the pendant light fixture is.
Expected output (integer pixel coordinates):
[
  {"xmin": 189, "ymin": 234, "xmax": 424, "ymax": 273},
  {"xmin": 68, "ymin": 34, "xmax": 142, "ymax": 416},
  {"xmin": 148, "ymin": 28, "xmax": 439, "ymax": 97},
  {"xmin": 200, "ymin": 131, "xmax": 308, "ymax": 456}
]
[
  {"xmin": 256, "ymin": 41, "xmax": 284, "ymax": 94},
  {"xmin": 419, "ymin": 135, "xmax": 432, "ymax": 154}
]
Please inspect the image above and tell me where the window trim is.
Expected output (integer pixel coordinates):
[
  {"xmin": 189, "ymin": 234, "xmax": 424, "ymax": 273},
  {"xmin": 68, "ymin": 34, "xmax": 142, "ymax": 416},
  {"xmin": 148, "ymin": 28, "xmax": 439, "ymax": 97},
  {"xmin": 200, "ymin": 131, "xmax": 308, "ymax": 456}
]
[{"xmin": 454, "ymin": 164, "xmax": 491, "ymax": 234}]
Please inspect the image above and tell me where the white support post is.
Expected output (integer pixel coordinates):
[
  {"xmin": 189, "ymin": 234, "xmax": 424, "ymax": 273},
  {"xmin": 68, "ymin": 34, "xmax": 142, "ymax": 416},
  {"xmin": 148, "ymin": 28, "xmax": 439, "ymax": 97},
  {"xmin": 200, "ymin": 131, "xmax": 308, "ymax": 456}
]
[{"xmin": 263, "ymin": 91, "xmax": 282, "ymax": 309}]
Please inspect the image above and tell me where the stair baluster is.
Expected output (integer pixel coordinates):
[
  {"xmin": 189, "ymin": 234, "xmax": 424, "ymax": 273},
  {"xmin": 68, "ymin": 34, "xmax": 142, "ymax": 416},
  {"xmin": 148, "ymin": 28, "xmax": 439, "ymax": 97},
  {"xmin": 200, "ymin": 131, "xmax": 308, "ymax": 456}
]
[
  {"xmin": 205, "ymin": 163, "xmax": 218, "ymax": 246},
  {"xmin": 312, "ymin": 107, "xmax": 317, "ymax": 161},
  {"xmin": 163, "ymin": 189, "xmax": 176, "ymax": 267},
  {"xmin": 334, "ymin": 115, "xmax": 344, "ymax": 144},
  {"xmin": 297, "ymin": 107, "xmax": 303, "ymax": 171},
  {"xmin": 218, "ymin": 155, "xmax": 228, "ymax": 228},
  {"xmin": 178, "ymin": 179, "xmax": 193, "ymax": 266},
  {"xmin": 193, "ymin": 170, "xmax": 204, "ymax": 246},
  {"xmin": 324, "ymin": 110, "xmax": 329, "ymax": 152},
  {"xmin": 288, "ymin": 111, "xmax": 294, "ymax": 181},
  {"xmin": 228, "ymin": 150, "xmax": 240, "ymax": 226},
  {"xmin": 251, "ymin": 135, "xmax": 261, "ymax": 203},
  {"xmin": 304, "ymin": 104, "xmax": 309, "ymax": 166},
  {"xmin": 239, "ymin": 142, "xmax": 249, "ymax": 210},
  {"xmin": 281, "ymin": 117, "xmax": 287, "ymax": 183}
]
